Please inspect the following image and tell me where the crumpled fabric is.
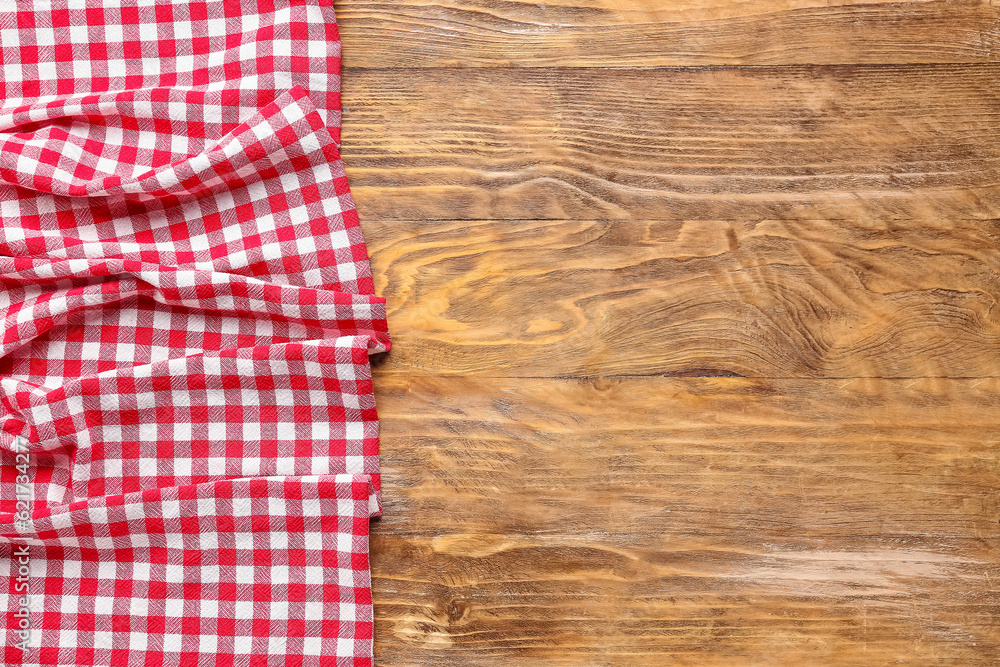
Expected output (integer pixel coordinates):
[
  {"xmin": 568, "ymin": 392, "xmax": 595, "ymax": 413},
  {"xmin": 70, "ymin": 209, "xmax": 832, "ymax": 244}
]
[{"xmin": 0, "ymin": 2, "xmax": 387, "ymax": 665}]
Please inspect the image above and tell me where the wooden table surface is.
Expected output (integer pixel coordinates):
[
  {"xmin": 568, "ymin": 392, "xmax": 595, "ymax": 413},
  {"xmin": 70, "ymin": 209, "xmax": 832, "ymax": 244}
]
[{"xmin": 334, "ymin": 1, "xmax": 1000, "ymax": 664}]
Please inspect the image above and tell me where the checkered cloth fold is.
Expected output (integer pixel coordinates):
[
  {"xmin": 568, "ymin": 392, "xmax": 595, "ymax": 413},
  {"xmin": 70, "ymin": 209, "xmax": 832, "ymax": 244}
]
[
  {"xmin": 1, "ymin": 474, "xmax": 374, "ymax": 666},
  {"xmin": 0, "ymin": 1, "xmax": 387, "ymax": 665},
  {"xmin": 0, "ymin": 86, "xmax": 389, "ymax": 515}
]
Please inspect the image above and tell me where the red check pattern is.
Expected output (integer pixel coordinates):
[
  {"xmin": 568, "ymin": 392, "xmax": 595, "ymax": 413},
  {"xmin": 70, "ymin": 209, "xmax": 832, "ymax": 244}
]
[
  {"xmin": 0, "ymin": 87, "xmax": 375, "ymax": 294},
  {"xmin": 0, "ymin": 88, "xmax": 390, "ymax": 513},
  {"xmin": 0, "ymin": 475, "xmax": 374, "ymax": 666},
  {"xmin": 0, "ymin": 0, "xmax": 345, "ymax": 144},
  {"xmin": 0, "ymin": 1, "xmax": 387, "ymax": 665}
]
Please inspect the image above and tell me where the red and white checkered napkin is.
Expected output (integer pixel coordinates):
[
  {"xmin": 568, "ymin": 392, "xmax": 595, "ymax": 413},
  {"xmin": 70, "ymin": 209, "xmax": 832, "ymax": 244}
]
[
  {"xmin": 0, "ymin": 1, "xmax": 388, "ymax": 664},
  {"xmin": 0, "ymin": 474, "xmax": 375, "ymax": 667}
]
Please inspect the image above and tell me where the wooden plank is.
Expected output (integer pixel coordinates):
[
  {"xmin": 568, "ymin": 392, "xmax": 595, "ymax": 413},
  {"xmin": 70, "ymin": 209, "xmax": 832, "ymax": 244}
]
[
  {"xmin": 370, "ymin": 375, "xmax": 1000, "ymax": 665},
  {"xmin": 362, "ymin": 218, "xmax": 1000, "ymax": 378},
  {"xmin": 341, "ymin": 64, "xmax": 1000, "ymax": 222},
  {"xmin": 336, "ymin": 1, "xmax": 1000, "ymax": 67}
]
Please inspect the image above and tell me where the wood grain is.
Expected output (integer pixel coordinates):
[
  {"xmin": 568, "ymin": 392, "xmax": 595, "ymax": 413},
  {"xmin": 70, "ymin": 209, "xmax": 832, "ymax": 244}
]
[
  {"xmin": 336, "ymin": 1, "xmax": 1000, "ymax": 662},
  {"xmin": 335, "ymin": 0, "xmax": 1000, "ymax": 67},
  {"xmin": 340, "ymin": 65, "xmax": 1000, "ymax": 221},
  {"xmin": 363, "ymin": 218, "xmax": 1000, "ymax": 379},
  {"xmin": 370, "ymin": 375, "xmax": 1000, "ymax": 665}
]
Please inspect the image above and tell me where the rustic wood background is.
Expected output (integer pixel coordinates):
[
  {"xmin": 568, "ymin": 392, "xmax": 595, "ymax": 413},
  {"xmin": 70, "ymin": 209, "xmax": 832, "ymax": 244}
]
[{"xmin": 334, "ymin": 1, "xmax": 1000, "ymax": 664}]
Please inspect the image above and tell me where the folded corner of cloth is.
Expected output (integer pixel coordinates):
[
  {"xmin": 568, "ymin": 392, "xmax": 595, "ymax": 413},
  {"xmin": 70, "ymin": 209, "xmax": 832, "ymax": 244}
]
[{"xmin": 0, "ymin": 1, "xmax": 387, "ymax": 664}]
